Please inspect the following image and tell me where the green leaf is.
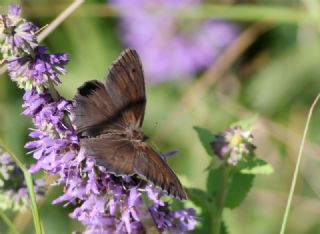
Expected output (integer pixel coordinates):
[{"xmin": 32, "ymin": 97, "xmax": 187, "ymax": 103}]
[
  {"xmin": 225, "ymin": 173, "xmax": 254, "ymax": 209},
  {"xmin": 187, "ymin": 188, "xmax": 218, "ymax": 215},
  {"xmin": 231, "ymin": 114, "xmax": 258, "ymax": 129},
  {"xmin": 194, "ymin": 126, "xmax": 215, "ymax": 157},
  {"xmin": 239, "ymin": 157, "xmax": 274, "ymax": 175},
  {"xmin": 206, "ymin": 166, "xmax": 224, "ymax": 196}
]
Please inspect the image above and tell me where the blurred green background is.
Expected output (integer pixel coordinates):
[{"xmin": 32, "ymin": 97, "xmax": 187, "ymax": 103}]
[{"xmin": 1, "ymin": 0, "xmax": 320, "ymax": 233}]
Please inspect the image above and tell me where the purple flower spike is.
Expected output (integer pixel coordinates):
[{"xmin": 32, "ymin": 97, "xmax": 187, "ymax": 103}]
[
  {"xmin": 7, "ymin": 46, "xmax": 68, "ymax": 89},
  {"xmin": 111, "ymin": 0, "xmax": 238, "ymax": 83},
  {"xmin": 22, "ymin": 88, "xmax": 196, "ymax": 233},
  {"xmin": 0, "ymin": 4, "xmax": 38, "ymax": 58}
]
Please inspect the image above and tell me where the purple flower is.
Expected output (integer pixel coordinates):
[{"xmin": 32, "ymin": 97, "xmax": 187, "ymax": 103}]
[
  {"xmin": 210, "ymin": 126, "xmax": 256, "ymax": 165},
  {"xmin": 7, "ymin": 46, "xmax": 68, "ymax": 90},
  {"xmin": 111, "ymin": 0, "xmax": 238, "ymax": 83},
  {"xmin": 0, "ymin": 147, "xmax": 45, "ymax": 211},
  {"xmin": 21, "ymin": 87, "xmax": 196, "ymax": 234},
  {"xmin": 0, "ymin": 4, "xmax": 38, "ymax": 58}
]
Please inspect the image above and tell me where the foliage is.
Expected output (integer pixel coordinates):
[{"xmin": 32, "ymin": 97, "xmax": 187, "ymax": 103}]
[{"xmin": 190, "ymin": 122, "xmax": 273, "ymax": 233}]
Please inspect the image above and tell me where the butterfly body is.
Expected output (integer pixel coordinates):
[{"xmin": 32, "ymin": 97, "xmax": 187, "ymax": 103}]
[
  {"xmin": 73, "ymin": 49, "xmax": 187, "ymax": 199},
  {"xmin": 128, "ymin": 129, "xmax": 148, "ymax": 142}
]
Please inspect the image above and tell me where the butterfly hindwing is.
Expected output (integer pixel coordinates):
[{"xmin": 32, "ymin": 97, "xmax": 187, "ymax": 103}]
[
  {"xmin": 81, "ymin": 134, "xmax": 136, "ymax": 176},
  {"xmin": 82, "ymin": 135, "xmax": 187, "ymax": 199},
  {"xmin": 134, "ymin": 143, "xmax": 187, "ymax": 199}
]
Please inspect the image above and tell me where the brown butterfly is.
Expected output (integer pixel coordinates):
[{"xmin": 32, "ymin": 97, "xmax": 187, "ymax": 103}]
[{"xmin": 72, "ymin": 48, "xmax": 187, "ymax": 199}]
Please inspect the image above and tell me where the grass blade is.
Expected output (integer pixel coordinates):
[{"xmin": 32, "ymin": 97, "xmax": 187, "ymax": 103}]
[
  {"xmin": 0, "ymin": 209, "xmax": 20, "ymax": 234},
  {"xmin": 24, "ymin": 172, "xmax": 42, "ymax": 234},
  {"xmin": 0, "ymin": 138, "xmax": 43, "ymax": 234},
  {"xmin": 280, "ymin": 94, "xmax": 320, "ymax": 234}
]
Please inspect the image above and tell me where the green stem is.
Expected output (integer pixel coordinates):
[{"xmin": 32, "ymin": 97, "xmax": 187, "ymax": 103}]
[
  {"xmin": 0, "ymin": 209, "xmax": 20, "ymax": 234},
  {"xmin": 0, "ymin": 138, "xmax": 43, "ymax": 234},
  {"xmin": 212, "ymin": 165, "xmax": 230, "ymax": 234},
  {"xmin": 0, "ymin": 139, "xmax": 26, "ymax": 171}
]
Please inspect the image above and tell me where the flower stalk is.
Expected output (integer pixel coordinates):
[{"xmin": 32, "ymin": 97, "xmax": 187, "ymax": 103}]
[
  {"xmin": 0, "ymin": 209, "xmax": 20, "ymax": 234},
  {"xmin": 0, "ymin": 138, "xmax": 43, "ymax": 234},
  {"xmin": 212, "ymin": 165, "xmax": 230, "ymax": 234}
]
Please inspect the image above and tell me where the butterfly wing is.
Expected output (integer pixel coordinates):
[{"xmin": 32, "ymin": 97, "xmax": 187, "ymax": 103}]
[
  {"xmin": 81, "ymin": 134, "xmax": 136, "ymax": 176},
  {"xmin": 82, "ymin": 135, "xmax": 187, "ymax": 199},
  {"xmin": 73, "ymin": 80, "xmax": 126, "ymax": 136},
  {"xmin": 105, "ymin": 48, "xmax": 146, "ymax": 128},
  {"xmin": 134, "ymin": 143, "xmax": 187, "ymax": 199},
  {"xmin": 73, "ymin": 48, "xmax": 146, "ymax": 136}
]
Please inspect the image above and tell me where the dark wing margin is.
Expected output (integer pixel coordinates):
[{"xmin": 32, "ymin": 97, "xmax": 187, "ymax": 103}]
[
  {"xmin": 134, "ymin": 143, "xmax": 187, "ymax": 200},
  {"xmin": 105, "ymin": 48, "xmax": 146, "ymax": 128}
]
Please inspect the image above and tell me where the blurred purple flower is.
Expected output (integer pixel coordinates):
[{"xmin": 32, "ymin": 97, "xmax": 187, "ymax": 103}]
[
  {"xmin": 210, "ymin": 126, "xmax": 255, "ymax": 165},
  {"xmin": 1, "ymin": 4, "xmax": 196, "ymax": 233},
  {"xmin": 0, "ymin": 147, "xmax": 45, "ymax": 211},
  {"xmin": 0, "ymin": 4, "xmax": 38, "ymax": 58},
  {"xmin": 111, "ymin": 0, "xmax": 238, "ymax": 83}
]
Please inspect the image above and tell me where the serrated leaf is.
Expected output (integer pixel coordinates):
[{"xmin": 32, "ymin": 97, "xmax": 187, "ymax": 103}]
[
  {"xmin": 207, "ymin": 166, "xmax": 223, "ymax": 196},
  {"xmin": 239, "ymin": 157, "xmax": 274, "ymax": 175},
  {"xmin": 225, "ymin": 173, "xmax": 254, "ymax": 209},
  {"xmin": 231, "ymin": 114, "xmax": 258, "ymax": 129},
  {"xmin": 187, "ymin": 188, "xmax": 218, "ymax": 215},
  {"xmin": 193, "ymin": 126, "xmax": 215, "ymax": 157}
]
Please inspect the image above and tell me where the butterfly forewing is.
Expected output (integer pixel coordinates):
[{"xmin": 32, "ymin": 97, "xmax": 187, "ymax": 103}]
[
  {"xmin": 73, "ymin": 49, "xmax": 146, "ymax": 136},
  {"xmin": 73, "ymin": 48, "xmax": 187, "ymax": 200},
  {"xmin": 73, "ymin": 80, "xmax": 125, "ymax": 136},
  {"xmin": 105, "ymin": 49, "xmax": 146, "ymax": 128}
]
